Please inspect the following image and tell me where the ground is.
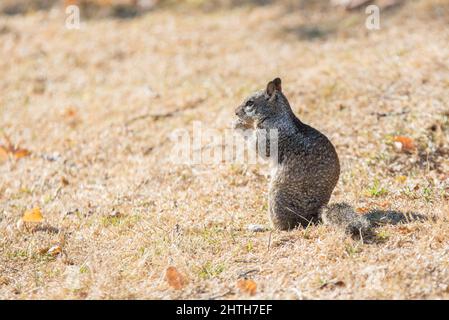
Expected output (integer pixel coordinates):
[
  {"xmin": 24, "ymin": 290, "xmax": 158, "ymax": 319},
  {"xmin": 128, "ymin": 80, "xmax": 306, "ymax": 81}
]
[{"xmin": 0, "ymin": 0, "xmax": 448, "ymax": 299}]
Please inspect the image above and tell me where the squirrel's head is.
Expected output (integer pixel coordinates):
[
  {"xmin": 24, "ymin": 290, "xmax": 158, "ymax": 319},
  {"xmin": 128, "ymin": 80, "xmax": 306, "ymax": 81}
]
[{"xmin": 234, "ymin": 78, "xmax": 292, "ymax": 129}]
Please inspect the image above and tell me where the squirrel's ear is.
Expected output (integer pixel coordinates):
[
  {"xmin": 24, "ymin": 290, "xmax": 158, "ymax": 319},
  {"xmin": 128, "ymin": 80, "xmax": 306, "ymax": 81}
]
[
  {"xmin": 266, "ymin": 81, "xmax": 275, "ymax": 97},
  {"xmin": 273, "ymin": 77, "xmax": 282, "ymax": 92},
  {"xmin": 266, "ymin": 77, "xmax": 282, "ymax": 97}
]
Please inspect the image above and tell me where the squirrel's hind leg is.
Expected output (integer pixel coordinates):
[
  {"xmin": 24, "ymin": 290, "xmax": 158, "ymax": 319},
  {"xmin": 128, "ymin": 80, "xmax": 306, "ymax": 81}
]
[{"xmin": 268, "ymin": 193, "xmax": 319, "ymax": 230}]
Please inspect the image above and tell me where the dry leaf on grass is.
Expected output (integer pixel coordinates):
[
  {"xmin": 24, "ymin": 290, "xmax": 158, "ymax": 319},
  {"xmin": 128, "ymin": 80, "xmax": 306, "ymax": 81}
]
[
  {"xmin": 356, "ymin": 206, "xmax": 370, "ymax": 214},
  {"xmin": 0, "ymin": 276, "xmax": 10, "ymax": 286},
  {"xmin": 22, "ymin": 207, "xmax": 44, "ymax": 223},
  {"xmin": 357, "ymin": 200, "xmax": 391, "ymax": 214},
  {"xmin": 61, "ymin": 177, "xmax": 70, "ymax": 186},
  {"xmin": 47, "ymin": 245, "xmax": 63, "ymax": 256},
  {"xmin": 63, "ymin": 107, "xmax": 81, "ymax": 127},
  {"xmin": 395, "ymin": 175, "xmax": 407, "ymax": 183},
  {"xmin": 63, "ymin": 0, "xmax": 77, "ymax": 6},
  {"xmin": 378, "ymin": 201, "xmax": 391, "ymax": 209},
  {"xmin": 237, "ymin": 279, "xmax": 257, "ymax": 296},
  {"xmin": 12, "ymin": 148, "xmax": 31, "ymax": 159},
  {"xmin": 165, "ymin": 266, "xmax": 186, "ymax": 290},
  {"xmin": 64, "ymin": 107, "xmax": 77, "ymax": 118},
  {"xmin": 0, "ymin": 134, "xmax": 31, "ymax": 162},
  {"xmin": 397, "ymin": 226, "xmax": 413, "ymax": 234},
  {"xmin": 393, "ymin": 136, "xmax": 416, "ymax": 152},
  {"xmin": 39, "ymin": 245, "xmax": 63, "ymax": 257}
]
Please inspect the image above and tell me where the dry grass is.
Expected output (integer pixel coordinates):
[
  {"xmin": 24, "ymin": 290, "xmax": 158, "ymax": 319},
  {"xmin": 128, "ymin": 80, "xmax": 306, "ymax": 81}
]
[{"xmin": 1, "ymin": 0, "xmax": 449, "ymax": 299}]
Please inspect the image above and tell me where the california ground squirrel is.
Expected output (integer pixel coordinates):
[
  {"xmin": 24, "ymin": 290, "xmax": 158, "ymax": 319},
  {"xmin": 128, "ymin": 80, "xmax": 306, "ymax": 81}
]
[{"xmin": 234, "ymin": 78, "xmax": 372, "ymax": 236}]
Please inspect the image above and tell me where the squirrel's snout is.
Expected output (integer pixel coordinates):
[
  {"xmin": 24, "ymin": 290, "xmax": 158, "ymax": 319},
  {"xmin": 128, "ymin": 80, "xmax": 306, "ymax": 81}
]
[{"xmin": 235, "ymin": 105, "xmax": 243, "ymax": 117}]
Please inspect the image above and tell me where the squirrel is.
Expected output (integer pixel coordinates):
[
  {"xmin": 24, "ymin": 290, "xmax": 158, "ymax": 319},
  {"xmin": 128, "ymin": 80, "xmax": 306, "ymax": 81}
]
[{"xmin": 234, "ymin": 77, "xmax": 372, "ymax": 237}]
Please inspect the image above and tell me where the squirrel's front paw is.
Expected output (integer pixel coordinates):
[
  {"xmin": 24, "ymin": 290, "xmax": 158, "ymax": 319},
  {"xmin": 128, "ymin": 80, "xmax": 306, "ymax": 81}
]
[{"xmin": 232, "ymin": 119, "xmax": 253, "ymax": 131}]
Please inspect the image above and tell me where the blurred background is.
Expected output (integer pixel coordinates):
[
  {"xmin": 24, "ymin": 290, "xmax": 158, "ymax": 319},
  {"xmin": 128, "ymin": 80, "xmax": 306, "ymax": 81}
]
[{"xmin": 0, "ymin": 0, "xmax": 445, "ymax": 18}]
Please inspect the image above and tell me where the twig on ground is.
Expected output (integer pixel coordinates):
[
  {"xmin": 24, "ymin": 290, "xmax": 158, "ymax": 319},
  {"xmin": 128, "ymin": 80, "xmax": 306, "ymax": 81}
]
[
  {"xmin": 371, "ymin": 110, "xmax": 409, "ymax": 120},
  {"xmin": 125, "ymin": 110, "xmax": 179, "ymax": 126}
]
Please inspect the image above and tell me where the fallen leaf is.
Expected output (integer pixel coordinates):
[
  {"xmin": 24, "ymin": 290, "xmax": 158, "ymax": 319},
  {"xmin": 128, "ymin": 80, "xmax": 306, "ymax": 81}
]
[
  {"xmin": 397, "ymin": 226, "xmax": 413, "ymax": 234},
  {"xmin": 237, "ymin": 279, "xmax": 257, "ymax": 296},
  {"xmin": 64, "ymin": 107, "xmax": 77, "ymax": 118},
  {"xmin": 63, "ymin": 107, "xmax": 81, "ymax": 127},
  {"xmin": 0, "ymin": 276, "xmax": 10, "ymax": 286},
  {"xmin": 48, "ymin": 245, "xmax": 62, "ymax": 256},
  {"xmin": 0, "ymin": 133, "xmax": 31, "ymax": 162},
  {"xmin": 22, "ymin": 207, "xmax": 44, "ymax": 223},
  {"xmin": 64, "ymin": 0, "xmax": 78, "ymax": 6},
  {"xmin": 393, "ymin": 136, "xmax": 415, "ymax": 152},
  {"xmin": 378, "ymin": 201, "xmax": 391, "ymax": 209},
  {"xmin": 38, "ymin": 247, "xmax": 50, "ymax": 254},
  {"xmin": 61, "ymin": 177, "xmax": 69, "ymax": 186},
  {"xmin": 395, "ymin": 175, "xmax": 407, "ymax": 183},
  {"xmin": 356, "ymin": 206, "xmax": 370, "ymax": 214},
  {"xmin": 165, "ymin": 266, "xmax": 186, "ymax": 290},
  {"xmin": 12, "ymin": 148, "xmax": 31, "ymax": 159}
]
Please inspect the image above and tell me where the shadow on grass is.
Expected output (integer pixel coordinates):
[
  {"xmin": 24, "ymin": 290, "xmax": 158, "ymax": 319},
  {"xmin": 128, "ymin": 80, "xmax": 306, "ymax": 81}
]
[
  {"xmin": 284, "ymin": 24, "xmax": 334, "ymax": 41},
  {"xmin": 0, "ymin": 0, "xmax": 142, "ymax": 18},
  {"xmin": 366, "ymin": 209, "xmax": 428, "ymax": 226},
  {"xmin": 277, "ymin": 1, "xmax": 448, "ymax": 43},
  {"xmin": 357, "ymin": 209, "xmax": 430, "ymax": 244},
  {"xmin": 34, "ymin": 225, "xmax": 60, "ymax": 234},
  {"xmin": 1, "ymin": 0, "xmax": 57, "ymax": 15},
  {"xmin": 279, "ymin": 1, "xmax": 407, "ymax": 42}
]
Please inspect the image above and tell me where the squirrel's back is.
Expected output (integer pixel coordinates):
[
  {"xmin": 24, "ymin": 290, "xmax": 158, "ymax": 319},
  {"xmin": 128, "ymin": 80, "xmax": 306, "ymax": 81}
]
[{"xmin": 267, "ymin": 115, "xmax": 340, "ymax": 230}]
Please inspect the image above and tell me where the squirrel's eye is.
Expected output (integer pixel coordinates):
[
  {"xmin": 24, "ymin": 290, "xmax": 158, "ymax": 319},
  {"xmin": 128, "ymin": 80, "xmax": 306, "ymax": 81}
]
[{"xmin": 245, "ymin": 100, "xmax": 254, "ymax": 107}]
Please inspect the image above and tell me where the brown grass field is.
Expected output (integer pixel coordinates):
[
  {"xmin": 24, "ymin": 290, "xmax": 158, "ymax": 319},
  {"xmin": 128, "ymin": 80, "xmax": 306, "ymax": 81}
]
[{"xmin": 0, "ymin": 0, "xmax": 448, "ymax": 299}]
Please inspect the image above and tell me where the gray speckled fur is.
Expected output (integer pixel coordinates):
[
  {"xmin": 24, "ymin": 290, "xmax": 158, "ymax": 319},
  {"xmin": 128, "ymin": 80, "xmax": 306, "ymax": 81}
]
[
  {"xmin": 320, "ymin": 203, "xmax": 372, "ymax": 236},
  {"xmin": 235, "ymin": 78, "xmax": 341, "ymax": 230}
]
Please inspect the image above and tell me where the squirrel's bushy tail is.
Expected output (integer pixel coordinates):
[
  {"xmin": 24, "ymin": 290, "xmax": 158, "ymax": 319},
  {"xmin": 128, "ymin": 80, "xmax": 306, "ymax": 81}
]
[{"xmin": 320, "ymin": 202, "xmax": 373, "ymax": 238}]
